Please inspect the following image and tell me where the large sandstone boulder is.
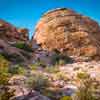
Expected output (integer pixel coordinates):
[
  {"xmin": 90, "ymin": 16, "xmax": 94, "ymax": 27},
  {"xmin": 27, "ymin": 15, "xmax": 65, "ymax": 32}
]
[{"xmin": 33, "ymin": 8, "xmax": 100, "ymax": 59}]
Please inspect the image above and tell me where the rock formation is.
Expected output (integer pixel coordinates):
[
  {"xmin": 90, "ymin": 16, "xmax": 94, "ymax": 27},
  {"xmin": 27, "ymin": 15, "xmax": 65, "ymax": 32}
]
[
  {"xmin": 0, "ymin": 19, "xmax": 32, "ymax": 64},
  {"xmin": 33, "ymin": 8, "xmax": 100, "ymax": 59},
  {"xmin": 17, "ymin": 28, "xmax": 29, "ymax": 41},
  {"xmin": 0, "ymin": 19, "xmax": 29, "ymax": 42}
]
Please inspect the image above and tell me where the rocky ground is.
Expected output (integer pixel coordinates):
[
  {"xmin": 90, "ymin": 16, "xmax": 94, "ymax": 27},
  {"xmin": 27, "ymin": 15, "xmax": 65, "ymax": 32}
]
[
  {"xmin": 9, "ymin": 60, "xmax": 100, "ymax": 100},
  {"xmin": 0, "ymin": 8, "xmax": 100, "ymax": 100}
]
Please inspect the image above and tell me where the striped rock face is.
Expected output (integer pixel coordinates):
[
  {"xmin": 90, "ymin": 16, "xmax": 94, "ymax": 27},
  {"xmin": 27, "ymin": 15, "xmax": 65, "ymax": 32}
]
[{"xmin": 33, "ymin": 8, "xmax": 100, "ymax": 58}]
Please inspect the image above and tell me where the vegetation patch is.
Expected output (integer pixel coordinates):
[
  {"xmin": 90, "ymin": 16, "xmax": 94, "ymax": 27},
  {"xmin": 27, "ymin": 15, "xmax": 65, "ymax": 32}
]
[
  {"xmin": 12, "ymin": 42, "xmax": 33, "ymax": 52},
  {"xmin": 25, "ymin": 73, "xmax": 49, "ymax": 92},
  {"xmin": 77, "ymin": 72, "xmax": 90, "ymax": 79},
  {"xmin": 0, "ymin": 55, "xmax": 15, "ymax": 100},
  {"xmin": 8, "ymin": 64, "xmax": 26, "ymax": 75}
]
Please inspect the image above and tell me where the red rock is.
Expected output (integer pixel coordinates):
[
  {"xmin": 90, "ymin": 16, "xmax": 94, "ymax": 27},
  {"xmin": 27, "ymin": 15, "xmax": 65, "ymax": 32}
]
[
  {"xmin": 33, "ymin": 8, "xmax": 100, "ymax": 59},
  {"xmin": 0, "ymin": 19, "xmax": 29, "ymax": 42}
]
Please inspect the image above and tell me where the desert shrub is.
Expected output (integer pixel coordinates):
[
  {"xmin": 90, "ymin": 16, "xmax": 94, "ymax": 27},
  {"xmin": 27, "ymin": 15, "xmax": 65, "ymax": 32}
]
[
  {"xmin": 9, "ymin": 54, "xmax": 24, "ymax": 63},
  {"xmin": 44, "ymin": 91, "xmax": 54, "ymax": 98},
  {"xmin": 0, "ymin": 54, "xmax": 10, "ymax": 68},
  {"xmin": 42, "ymin": 89, "xmax": 61, "ymax": 100},
  {"xmin": 77, "ymin": 72, "xmax": 90, "ymax": 79},
  {"xmin": 0, "ymin": 74, "xmax": 14, "ymax": 100},
  {"xmin": 73, "ymin": 78, "xmax": 97, "ymax": 100},
  {"xmin": 12, "ymin": 42, "xmax": 33, "ymax": 52},
  {"xmin": 30, "ymin": 63, "xmax": 39, "ymax": 70},
  {"xmin": 0, "ymin": 87, "xmax": 15, "ymax": 100},
  {"xmin": 0, "ymin": 55, "xmax": 15, "ymax": 99},
  {"xmin": 1, "ymin": 52, "xmax": 24, "ymax": 63},
  {"xmin": 55, "ymin": 72, "xmax": 69, "ymax": 81},
  {"xmin": 9, "ymin": 64, "xmax": 26, "ymax": 75},
  {"xmin": 25, "ymin": 73, "xmax": 49, "ymax": 92},
  {"xmin": 30, "ymin": 61, "xmax": 47, "ymax": 71},
  {"xmin": 60, "ymin": 96, "xmax": 72, "ymax": 100},
  {"xmin": 0, "ymin": 67, "xmax": 10, "ymax": 85},
  {"xmin": 0, "ymin": 55, "xmax": 10, "ymax": 85},
  {"xmin": 20, "ymin": 51, "xmax": 31, "ymax": 59},
  {"xmin": 51, "ymin": 50, "xmax": 73, "ymax": 65},
  {"xmin": 73, "ymin": 71, "xmax": 100, "ymax": 100},
  {"xmin": 45, "ymin": 66, "xmax": 59, "ymax": 73},
  {"xmin": 35, "ymin": 61, "xmax": 46, "ymax": 67},
  {"xmin": 58, "ymin": 59, "xmax": 66, "ymax": 65}
]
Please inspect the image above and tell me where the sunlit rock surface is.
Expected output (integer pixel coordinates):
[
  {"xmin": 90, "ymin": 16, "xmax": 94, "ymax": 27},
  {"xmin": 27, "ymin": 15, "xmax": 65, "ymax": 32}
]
[{"xmin": 33, "ymin": 8, "xmax": 100, "ymax": 59}]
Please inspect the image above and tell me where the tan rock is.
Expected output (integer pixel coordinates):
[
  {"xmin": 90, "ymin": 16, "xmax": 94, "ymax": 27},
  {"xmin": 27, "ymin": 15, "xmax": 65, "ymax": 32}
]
[
  {"xmin": 33, "ymin": 8, "xmax": 100, "ymax": 59},
  {"xmin": 17, "ymin": 28, "xmax": 29, "ymax": 41}
]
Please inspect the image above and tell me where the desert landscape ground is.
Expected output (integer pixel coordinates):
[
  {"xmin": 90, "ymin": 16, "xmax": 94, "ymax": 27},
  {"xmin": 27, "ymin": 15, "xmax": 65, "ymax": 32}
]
[{"xmin": 0, "ymin": 8, "xmax": 100, "ymax": 100}]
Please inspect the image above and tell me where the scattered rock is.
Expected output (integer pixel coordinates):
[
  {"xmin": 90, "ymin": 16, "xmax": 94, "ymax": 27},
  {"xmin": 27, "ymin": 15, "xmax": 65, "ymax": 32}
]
[{"xmin": 13, "ymin": 91, "xmax": 51, "ymax": 100}]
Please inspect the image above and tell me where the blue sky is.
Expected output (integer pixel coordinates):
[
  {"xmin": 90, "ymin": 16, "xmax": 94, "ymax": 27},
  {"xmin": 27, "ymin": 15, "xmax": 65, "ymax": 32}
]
[{"xmin": 0, "ymin": 0, "xmax": 100, "ymax": 38}]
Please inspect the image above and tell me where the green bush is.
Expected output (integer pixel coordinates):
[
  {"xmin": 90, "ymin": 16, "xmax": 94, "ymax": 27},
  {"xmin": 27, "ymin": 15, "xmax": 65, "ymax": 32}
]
[
  {"xmin": 77, "ymin": 72, "xmax": 90, "ymax": 79},
  {"xmin": 0, "ymin": 55, "xmax": 15, "ymax": 100},
  {"xmin": 73, "ymin": 77, "xmax": 100, "ymax": 100},
  {"xmin": 1, "ymin": 52, "xmax": 24, "ymax": 63},
  {"xmin": 35, "ymin": 61, "xmax": 46, "ymax": 67},
  {"xmin": 51, "ymin": 50, "xmax": 73, "ymax": 65},
  {"xmin": 0, "ymin": 72, "xmax": 14, "ymax": 100},
  {"xmin": 9, "ymin": 64, "xmax": 26, "ymax": 75},
  {"xmin": 0, "ymin": 54, "xmax": 10, "ymax": 68},
  {"xmin": 12, "ymin": 42, "xmax": 33, "ymax": 52},
  {"xmin": 0, "ymin": 55, "xmax": 10, "ymax": 85},
  {"xmin": 45, "ymin": 66, "xmax": 59, "ymax": 73},
  {"xmin": 0, "ymin": 67, "xmax": 10, "ymax": 85},
  {"xmin": 60, "ymin": 96, "xmax": 72, "ymax": 100},
  {"xmin": 25, "ymin": 73, "xmax": 49, "ymax": 92},
  {"xmin": 30, "ymin": 64, "xmax": 39, "ymax": 70},
  {"xmin": 55, "ymin": 72, "xmax": 68, "ymax": 81}
]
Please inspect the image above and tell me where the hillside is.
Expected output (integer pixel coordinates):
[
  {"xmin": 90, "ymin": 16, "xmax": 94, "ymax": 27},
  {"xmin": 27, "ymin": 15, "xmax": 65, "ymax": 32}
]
[{"xmin": 0, "ymin": 8, "xmax": 100, "ymax": 100}]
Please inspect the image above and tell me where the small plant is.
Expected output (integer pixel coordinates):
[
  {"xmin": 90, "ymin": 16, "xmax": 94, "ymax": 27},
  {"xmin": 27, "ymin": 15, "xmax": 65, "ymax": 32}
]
[
  {"xmin": 58, "ymin": 59, "xmax": 66, "ymax": 65},
  {"xmin": 0, "ymin": 55, "xmax": 10, "ymax": 85},
  {"xmin": 0, "ymin": 67, "xmax": 10, "ymax": 85},
  {"xmin": 12, "ymin": 42, "xmax": 33, "ymax": 52},
  {"xmin": 73, "ymin": 78, "xmax": 97, "ymax": 100},
  {"xmin": 56, "ymin": 72, "xmax": 68, "ymax": 81},
  {"xmin": 60, "ymin": 96, "xmax": 72, "ymax": 100},
  {"xmin": 35, "ymin": 61, "xmax": 46, "ymax": 67},
  {"xmin": 45, "ymin": 66, "xmax": 59, "ymax": 73},
  {"xmin": 0, "ymin": 54, "xmax": 10, "ymax": 68},
  {"xmin": 30, "ymin": 63, "xmax": 39, "ymax": 70},
  {"xmin": 77, "ymin": 72, "xmax": 90, "ymax": 79},
  {"xmin": 9, "ymin": 64, "xmax": 26, "ymax": 75},
  {"xmin": 0, "ymin": 55, "xmax": 15, "ymax": 100},
  {"xmin": 51, "ymin": 49, "xmax": 73, "ymax": 65},
  {"xmin": 1, "ymin": 52, "xmax": 24, "ymax": 63},
  {"xmin": 25, "ymin": 73, "xmax": 49, "ymax": 92}
]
